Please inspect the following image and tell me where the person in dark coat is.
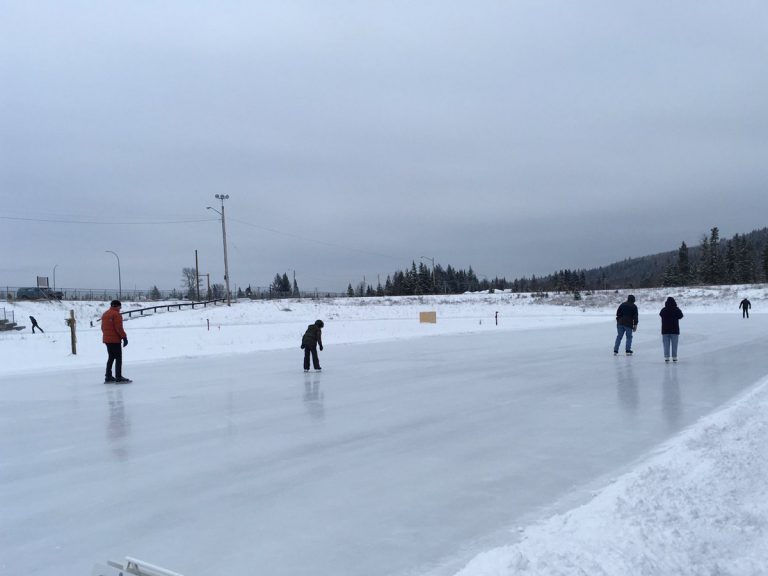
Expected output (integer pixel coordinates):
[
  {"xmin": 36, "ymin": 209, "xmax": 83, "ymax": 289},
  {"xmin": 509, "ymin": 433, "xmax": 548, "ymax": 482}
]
[
  {"xmin": 739, "ymin": 298, "xmax": 751, "ymax": 318},
  {"xmin": 29, "ymin": 316, "xmax": 44, "ymax": 333},
  {"xmin": 659, "ymin": 296, "xmax": 684, "ymax": 362},
  {"xmin": 614, "ymin": 295, "xmax": 638, "ymax": 356},
  {"xmin": 301, "ymin": 319, "xmax": 324, "ymax": 371}
]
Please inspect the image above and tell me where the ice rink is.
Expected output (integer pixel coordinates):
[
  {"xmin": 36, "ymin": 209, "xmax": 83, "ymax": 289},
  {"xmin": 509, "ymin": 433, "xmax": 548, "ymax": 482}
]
[{"xmin": 2, "ymin": 313, "xmax": 768, "ymax": 576}]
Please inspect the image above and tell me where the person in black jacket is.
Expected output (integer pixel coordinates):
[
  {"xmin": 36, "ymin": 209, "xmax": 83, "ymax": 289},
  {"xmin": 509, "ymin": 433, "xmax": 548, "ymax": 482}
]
[
  {"xmin": 739, "ymin": 298, "xmax": 751, "ymax": 318},
  {"xmin": 301, "ymin": 319, "xmax": 324, "ymax": 372},
  {"xmin": 614, "ymin": 295, "xmax": 638, "ymax": 356},
  {"xmin": 29, "ymin": 316, "xmax": 44, "ymax": 334},
  {"xmin": 660, "ymin": 296, "xmax": 684, "ymax": 362}
]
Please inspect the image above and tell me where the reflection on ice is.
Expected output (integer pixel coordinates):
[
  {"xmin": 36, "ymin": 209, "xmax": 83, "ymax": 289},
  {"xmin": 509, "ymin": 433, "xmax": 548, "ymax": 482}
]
[
  {"xmin": 106, "ymin": 388, "xmax": 130, "ymax": 461},
  {"xmin": 615, "ymin": 360, "xmax": 639, "ymax": 414},
  {"xmin": 303, "ymin": 373, "xmax": 325, "ymax": 421},
  {"xmin": 662, "ymin": 365, "xmax": 682, "ymax": 431}
]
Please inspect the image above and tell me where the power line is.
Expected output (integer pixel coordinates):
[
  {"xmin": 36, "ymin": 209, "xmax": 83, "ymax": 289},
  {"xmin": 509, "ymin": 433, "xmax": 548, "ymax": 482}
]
[{"xmin": 0, "ymin": 215, "xmax": 218, "ymax": 225}]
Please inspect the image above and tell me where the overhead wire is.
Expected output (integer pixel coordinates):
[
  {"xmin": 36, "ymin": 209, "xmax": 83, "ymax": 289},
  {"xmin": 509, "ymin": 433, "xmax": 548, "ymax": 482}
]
[{"xmin": 0, "ymin": 215, "xmax": 218, "ymax": 225}]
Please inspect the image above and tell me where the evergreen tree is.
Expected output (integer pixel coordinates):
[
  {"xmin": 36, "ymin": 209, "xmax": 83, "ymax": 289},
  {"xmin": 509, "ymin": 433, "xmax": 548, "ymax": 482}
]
[
  {"xmin": 709, "ymin": 226, "xmax": 723, "ymax": 283},
  {"xmin": 293, "ymin": 277, "xmax": 300, "ymax": 297},
  {"xmin": 698, "ymin": 235, "xmax": 711, "ymax": 284},
  {"xmin": 735, "ymin": 234, "xmax": 753, "ymax": 283},
  {"xmin": 676, "ymin": 242, "xmax": 690, "ymax": 285},
  {"xmin": 662, "ymin": 263, "xmax": 678, "ymax": 287},
  {"xmin": 417, "ymin": 262, "xmax": 432, "ymax": 294},
  {"xmin": 347, "ymin": 283, "xmax": 355, "ymax": 297},
  {"xmin": 724, "ymin": 239, "xmax": 736, "ymax": 282},
  {"xmin": 762, "ymin": 243, "xmax": 768, "ymax": 281},
  {"xmin": 149, "ymin": 285, "xmax": 162, "ymax": 300}
]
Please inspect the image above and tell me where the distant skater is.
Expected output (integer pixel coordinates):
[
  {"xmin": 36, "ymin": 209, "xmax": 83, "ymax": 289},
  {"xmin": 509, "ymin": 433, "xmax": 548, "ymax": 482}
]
[
  {"xmin": 29, "ymin": 316, "xmax": 44, "ymax": 334},
  {"xmin": 614, "ymin": 295, "xmax": 638, "ymax": 356},
  {"xmin": 301, "ymin": 319, "xmax": 324, "ymax": 372},
  {"xmin": 101, "ymin": 300, "xmax": 131, "ymax": 383},
  {"xmin": 659, "ymin": 297, "xmax": 684, "ymax": 363},
  {"xmin": 739, "ymin": 298, "xmax": 751, "ymax": 319}
]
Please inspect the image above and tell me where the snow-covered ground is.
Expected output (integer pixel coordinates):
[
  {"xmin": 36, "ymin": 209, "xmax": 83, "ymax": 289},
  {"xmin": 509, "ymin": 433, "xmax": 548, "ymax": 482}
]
[
  {"xmin": 3, "ymin": 284, "xmax": 765, "ymax": 378},
  {"xmin": 1, "ymin": 285, "xmax": 767, "ymax": 575}
]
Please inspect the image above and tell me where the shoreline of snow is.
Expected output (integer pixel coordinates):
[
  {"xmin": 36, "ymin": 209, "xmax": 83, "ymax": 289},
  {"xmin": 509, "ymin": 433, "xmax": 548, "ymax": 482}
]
[
  {"xmin": 453, "ymin": 375, "xmax": 768, "ymax": 576},
  {"xmin": 1, "ymin": 285, "xmax": 764, "ymax": 379}
]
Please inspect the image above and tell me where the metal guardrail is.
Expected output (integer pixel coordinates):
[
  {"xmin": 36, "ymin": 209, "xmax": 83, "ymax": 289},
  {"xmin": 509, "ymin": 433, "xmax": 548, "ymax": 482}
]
[
  {"xmin": 122, "ymin": 298, "xmax": 227, "ymax": 319},
  {"xmin": 91, "ymin": 298, "xmax": 227, "ymax": 325}
]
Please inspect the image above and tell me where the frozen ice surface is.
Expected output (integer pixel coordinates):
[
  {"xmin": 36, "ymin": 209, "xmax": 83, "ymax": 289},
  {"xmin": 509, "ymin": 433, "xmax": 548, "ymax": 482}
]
[{"xmin": 2, "ymin": 313, "xmax": 768, "ymax": 576}]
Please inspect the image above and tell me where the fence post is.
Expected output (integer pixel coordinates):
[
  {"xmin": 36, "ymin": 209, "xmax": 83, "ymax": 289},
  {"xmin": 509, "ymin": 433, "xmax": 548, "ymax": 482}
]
[{"xmin": 67, "ymin": 310, "xmax": 77, "ymax": 355}]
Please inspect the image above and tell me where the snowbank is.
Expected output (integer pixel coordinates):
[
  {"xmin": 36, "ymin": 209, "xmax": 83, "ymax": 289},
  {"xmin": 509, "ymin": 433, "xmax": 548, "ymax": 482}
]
[{"xmin": 456, "ymin": 377, "xmax": 768, "ymax": 576}]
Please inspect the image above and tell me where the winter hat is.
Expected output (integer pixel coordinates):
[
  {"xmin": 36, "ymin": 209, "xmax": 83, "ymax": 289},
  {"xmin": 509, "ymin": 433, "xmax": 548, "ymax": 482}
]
[
  {"xmin": 627, "ymin": 295, "xmax": 636, "ymax": 303},
  {"xmin": 110, "ymin": 300, "xmax": 122, "ymax": 307},
  {"xmin": 315, "ymin": 319, "xmax": 324, "ymax": 328}
]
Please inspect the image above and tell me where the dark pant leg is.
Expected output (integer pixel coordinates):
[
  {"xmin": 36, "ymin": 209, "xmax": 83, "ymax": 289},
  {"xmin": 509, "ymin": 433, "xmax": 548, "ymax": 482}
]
[
  {"xmin": 106, "ymin": 343, "xmax": 122, "ymax": 378},
  {"xmin": 304, "ymin": 345, "xmax": 320, "ymax": 369}
]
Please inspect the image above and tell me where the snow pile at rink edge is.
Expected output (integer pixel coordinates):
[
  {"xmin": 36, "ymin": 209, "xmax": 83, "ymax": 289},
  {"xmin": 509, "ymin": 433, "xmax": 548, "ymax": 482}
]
[{"xmin": 455, "ymin": 376, "xmax": 768, "ymax": 576}]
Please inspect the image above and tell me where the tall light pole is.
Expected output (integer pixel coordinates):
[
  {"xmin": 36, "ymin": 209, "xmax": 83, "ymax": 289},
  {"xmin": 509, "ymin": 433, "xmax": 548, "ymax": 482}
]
[
  {"xmin": 105, "ymin": 250, "xmax": 121, "ymax": 299},
  {"xmin": 420, "ymin": 255, "xmax": 436, "ymax": 294},
  {"xmin": 207, "ymin": 194, "xmax": 231, "ymax": 306},
  {"xmin": 53, "ymin": 264, "xmax": 58, "ymax": 291}
]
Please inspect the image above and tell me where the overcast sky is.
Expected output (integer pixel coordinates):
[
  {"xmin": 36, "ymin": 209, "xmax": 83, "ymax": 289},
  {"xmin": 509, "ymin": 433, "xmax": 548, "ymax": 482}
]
[{"xmin": 2, "ymin": 1, "xmax": 768, "ymax": 293}]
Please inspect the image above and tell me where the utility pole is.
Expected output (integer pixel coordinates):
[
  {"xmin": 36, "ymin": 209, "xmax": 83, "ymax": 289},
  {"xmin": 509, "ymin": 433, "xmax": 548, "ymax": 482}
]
[
  {"xmin": 195, "ymin": 250, "xmax": 201, "ymax": 301},
  {"xmin": 207, "ymin": 195, "xmax": 231, "ymax": 306}
]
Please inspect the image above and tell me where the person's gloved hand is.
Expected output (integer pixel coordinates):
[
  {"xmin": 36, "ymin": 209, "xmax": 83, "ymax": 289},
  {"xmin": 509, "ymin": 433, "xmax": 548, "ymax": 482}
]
[
  {"xmin": 319, "ymin": 345, "xmax": 324, "ymax": 351},
  {"xmin": 632, "ymin": 327, "xmax": 637, "ymax": 333},
  {"xmin": 122, "ymin": 337, "xmax": 128, "ymax": 347},
  {"xmin": 301, "ymin": 344, "xmax": 305, "ymax": 349}
]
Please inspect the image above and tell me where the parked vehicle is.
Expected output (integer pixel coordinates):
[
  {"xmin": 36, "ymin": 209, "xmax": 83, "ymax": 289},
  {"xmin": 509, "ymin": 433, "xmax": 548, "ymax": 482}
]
[{"xmin": 16, "ymin": 287, "xmax": 63, "ymax": 300}]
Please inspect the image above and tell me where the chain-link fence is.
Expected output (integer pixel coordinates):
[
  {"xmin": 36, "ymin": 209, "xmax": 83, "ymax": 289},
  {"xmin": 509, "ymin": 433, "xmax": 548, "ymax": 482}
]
[{"xmin": 1, "ymin": 285, "xmax": 348, "ymax": 302}]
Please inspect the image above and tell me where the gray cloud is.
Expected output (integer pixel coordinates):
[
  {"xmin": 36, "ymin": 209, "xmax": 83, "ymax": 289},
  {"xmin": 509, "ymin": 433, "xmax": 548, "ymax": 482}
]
[{"xmin": 3, "ymin": 1, "xmax": 768, "ymax": 292}]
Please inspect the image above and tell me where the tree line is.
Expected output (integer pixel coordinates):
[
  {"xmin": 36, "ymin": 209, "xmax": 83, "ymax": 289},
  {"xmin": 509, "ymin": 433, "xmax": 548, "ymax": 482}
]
[{"xmin": 345, "ymin": 226, "xmax": 768, "ymax": 297}]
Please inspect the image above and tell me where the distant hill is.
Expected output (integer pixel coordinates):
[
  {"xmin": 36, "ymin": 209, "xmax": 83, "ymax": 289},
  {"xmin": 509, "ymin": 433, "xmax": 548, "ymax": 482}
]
[
  {"xmin": 544, "ymin": 226, "xmax": 768, "ymax": 291},
  {"xmin": 351, "ymin": 227, "xmax": 768, "ymax": 296}
]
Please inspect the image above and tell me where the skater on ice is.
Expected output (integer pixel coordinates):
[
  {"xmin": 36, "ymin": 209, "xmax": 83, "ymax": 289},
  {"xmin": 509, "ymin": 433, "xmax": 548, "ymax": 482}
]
[
  {"xmin": 301, "ymin": 319, "xmax": 324, "ymax": 372},
  {"xmin": 613, "ymin": 294, "xmax": 638, "ymax": 356},
  {"xmin": 28, "ymin": 316, "xmax": 44, "ymax": 333},
  {"xmin": 659, "ymin": 296, "xmax": 684, "ymax": 362},
  {"xmin": 101, "ymin": 300, "xmax": 131, "ymax": 383},
  {"xmin": 739, "ymin": 297, "xmax": 751, "ymax": 318}
]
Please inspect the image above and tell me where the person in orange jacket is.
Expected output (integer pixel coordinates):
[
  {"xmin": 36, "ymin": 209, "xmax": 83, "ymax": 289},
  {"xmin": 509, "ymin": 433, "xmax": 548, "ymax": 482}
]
[{"xmin": 101, "ymin": 300, "xmax": 131, "ymax": 383}]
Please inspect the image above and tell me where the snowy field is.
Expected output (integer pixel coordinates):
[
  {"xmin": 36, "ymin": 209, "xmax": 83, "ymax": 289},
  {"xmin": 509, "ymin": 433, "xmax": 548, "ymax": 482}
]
[{"xmin": 1, "ymin": 285, "xmax": 768, "ymax": 575}]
